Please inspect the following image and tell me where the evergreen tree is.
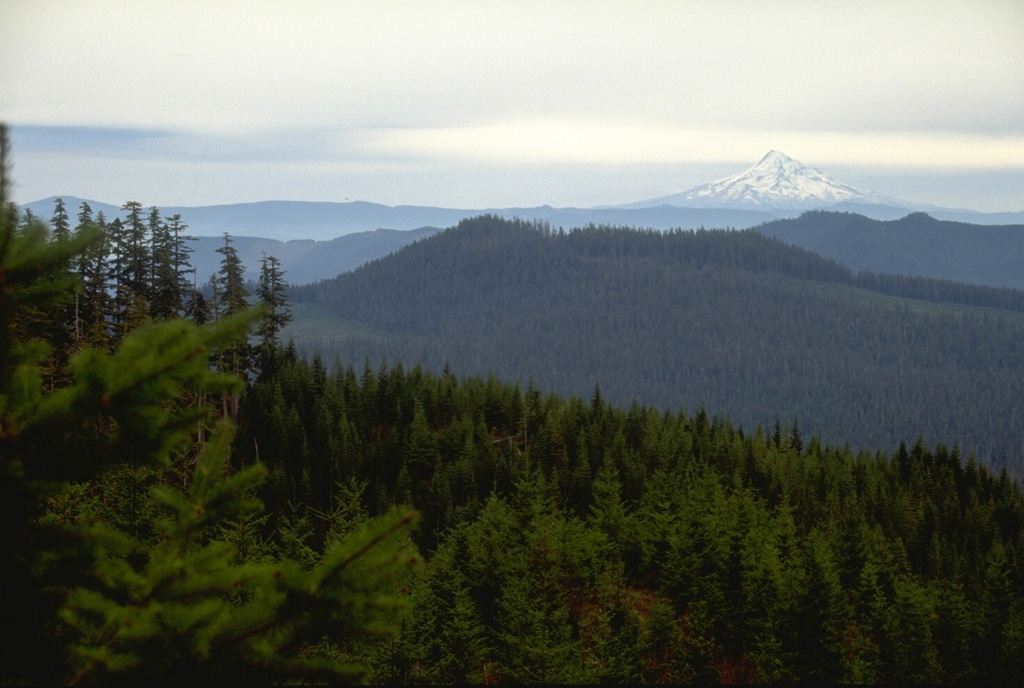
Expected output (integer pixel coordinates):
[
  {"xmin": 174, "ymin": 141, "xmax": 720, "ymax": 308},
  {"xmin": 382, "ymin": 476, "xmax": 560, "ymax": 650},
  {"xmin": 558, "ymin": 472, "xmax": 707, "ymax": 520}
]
[
  {"xmin": 589, "ymin": 454, "xmax": 629, "ymax": 560},
  {"xmin": 255, "ymin": 252, "xmax": 291, "ymax": 372},
  {"xmin": 0, "ymin": 128, "xmax": 421, "ymax": 683},
  {"xmin": 71, "ymin": 201, "xmax": 95, "ymax": 345},
  {"xmin": 214, "ymin": 234, "xmax": 251, "ymax": 417},
  {"xmin": 122, "ymin": 201, "xmax": 151, "ymax": 295},
  {"xmin": 115, "ymin": 201, "xmax": 152, "ymax": 331},
  {"xmin": 148, "ymin": 207, "xmax": 178, "ymax": 319},
  {"xmin": 75, "ymin": 200, "xmax": 92, "ymax": 231},
  {"xmin": 402, "ymin": 529, "xmax": 492, "ymax": 683},
  {"xmin": 215, "ymin": 232, "xmax": 249, "ymax": 318},
  {"xmin": 790, "ymin": 416, "xmax": 804, "ymax": 454},
  {"xmin": 48, "ymin": 197, "xmax": 80, "ymax": 365},
  {"xmin": 184, "ymin": 281, "xmax": 211, "ymax": 326},
  {"xmin": 214, "ymin": 234, "xmax": 250, "ymax": 368},
  {"xmin": 496, "ymin": 475, "xmax": 584, "ymax": 683},
  {"xmin": 17, "ymin": 205, "xmax": 35, "ymax": 230},
  {"xmin": 167, "ymin": 214, "xmax": 196, "ymax": 310},
  {"xmin": 60, "ymin": 425, "xmax": 420, "ymax": 684},
  {"xmin": 78, "ymin": 210, "xmax": 113, "ymax": 348},
  {"xmin": 106, "ymin": 216, "xmax": 133, "ymax": 339},
  {"xmin": 50, "ymin": 196, "xmax": 70, "ymax": 241},
  {"xmin": 0, "ymin": 158, "xmax": 101, "ymax": 680}
]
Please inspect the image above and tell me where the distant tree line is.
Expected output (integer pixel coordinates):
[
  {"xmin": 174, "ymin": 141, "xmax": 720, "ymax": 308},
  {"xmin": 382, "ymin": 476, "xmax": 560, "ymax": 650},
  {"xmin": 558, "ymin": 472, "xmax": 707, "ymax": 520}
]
[
  {"xmin": 5, "ymin": 196, "xmax": 293, "ymax": 384},
  {"xmin": 853, "ymin": 269, "xmax": 1024, "ymax": 312}
]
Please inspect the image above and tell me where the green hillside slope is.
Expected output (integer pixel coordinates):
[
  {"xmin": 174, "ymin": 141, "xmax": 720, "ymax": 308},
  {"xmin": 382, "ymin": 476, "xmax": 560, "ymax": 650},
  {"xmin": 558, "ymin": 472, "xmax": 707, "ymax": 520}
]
[{"xmin": 291, "ymin": 216, "xmax": 1024, "ymax": 472}]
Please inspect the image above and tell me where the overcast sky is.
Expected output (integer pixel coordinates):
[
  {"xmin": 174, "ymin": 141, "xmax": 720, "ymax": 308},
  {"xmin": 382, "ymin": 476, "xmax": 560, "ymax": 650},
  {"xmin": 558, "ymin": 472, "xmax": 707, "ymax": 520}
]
[{"xmin": 2, "ymin": 0, "xmax": 1022, "ymax": 212}]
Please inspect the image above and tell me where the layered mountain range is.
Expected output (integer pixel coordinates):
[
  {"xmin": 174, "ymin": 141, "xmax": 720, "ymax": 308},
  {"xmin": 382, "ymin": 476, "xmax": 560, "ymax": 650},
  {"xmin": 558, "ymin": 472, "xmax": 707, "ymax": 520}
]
[
  {"xmin": 19, "ymin": 152, "xmax": 1023, "ymax": 285},
  {"xmin": 20, "ymin": 151, "xmax": 1022, "ymax": 241}
]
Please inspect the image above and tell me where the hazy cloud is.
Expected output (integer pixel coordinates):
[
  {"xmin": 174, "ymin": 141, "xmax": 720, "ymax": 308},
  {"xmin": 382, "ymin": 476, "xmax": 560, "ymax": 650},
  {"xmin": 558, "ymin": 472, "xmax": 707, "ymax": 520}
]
[{"xmin": 2, "ymin": 0, "xmax": 1021, "ymax": 210}]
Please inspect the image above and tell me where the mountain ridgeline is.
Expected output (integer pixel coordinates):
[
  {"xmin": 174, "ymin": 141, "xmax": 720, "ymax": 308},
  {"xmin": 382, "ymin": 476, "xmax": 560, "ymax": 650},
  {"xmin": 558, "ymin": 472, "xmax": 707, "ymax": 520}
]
[
  {"xmin": 754, "ymin": 210, "xmax": 1024, "ymax": 290},
  {"xmin": 292, "ymin": 215, "xmax": 1024, "ymax": 474}
]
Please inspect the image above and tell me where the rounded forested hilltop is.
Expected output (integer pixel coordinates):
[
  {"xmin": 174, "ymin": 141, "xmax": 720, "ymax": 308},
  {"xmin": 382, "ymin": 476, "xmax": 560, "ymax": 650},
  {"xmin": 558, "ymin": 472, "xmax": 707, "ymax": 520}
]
[{"xmin": 292, "ymin": 215, "xmax": 1024, "ymax": 475}]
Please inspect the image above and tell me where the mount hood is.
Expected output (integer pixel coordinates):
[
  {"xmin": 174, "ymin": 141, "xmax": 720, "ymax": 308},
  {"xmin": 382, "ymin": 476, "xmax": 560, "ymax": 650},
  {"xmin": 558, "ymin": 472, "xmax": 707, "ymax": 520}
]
[{"xmin": 624, "ymin": 151, "xmax": 903, "ymax": 211}]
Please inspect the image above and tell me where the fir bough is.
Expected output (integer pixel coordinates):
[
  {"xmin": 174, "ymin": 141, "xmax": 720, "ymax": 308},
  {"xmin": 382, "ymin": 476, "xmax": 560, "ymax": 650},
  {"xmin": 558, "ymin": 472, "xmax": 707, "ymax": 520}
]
[
  {"xmin": 62, "ymin": 423, "xmax": 419, "ymax": 684},
  {"xmin": 0, "ymin": 128, "xmax": 420, "ymax": 684}
]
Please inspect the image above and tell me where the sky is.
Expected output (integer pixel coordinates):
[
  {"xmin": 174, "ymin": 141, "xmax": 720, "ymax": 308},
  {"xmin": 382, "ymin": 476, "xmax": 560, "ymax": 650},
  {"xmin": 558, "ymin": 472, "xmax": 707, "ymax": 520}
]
[{"xmin": 2, "ymin": 0, "xmax": 1022, "ymax": 212}]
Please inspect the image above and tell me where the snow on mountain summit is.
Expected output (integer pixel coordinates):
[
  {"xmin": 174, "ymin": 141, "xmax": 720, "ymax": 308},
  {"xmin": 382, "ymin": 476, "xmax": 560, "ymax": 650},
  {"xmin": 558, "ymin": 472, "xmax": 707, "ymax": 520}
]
[{"xmin": 625, "ymin": 151, "xmax": 902, "ymax": 210}]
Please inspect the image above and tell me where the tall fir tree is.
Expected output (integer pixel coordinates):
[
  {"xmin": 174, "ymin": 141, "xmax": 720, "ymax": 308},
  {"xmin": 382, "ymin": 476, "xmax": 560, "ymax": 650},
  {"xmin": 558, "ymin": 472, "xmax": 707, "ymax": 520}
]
[
  {"xmin": 79, "ymin": 210, "xmax": 113, "ymax": 348},
  {"xmin": 168, "ymin": 214, "xmax": 196, "ymax": 310},
  {"xmin": 120, "ymin": 201, "xmax": 152, "ymax": 307},
  {"xmin": 106, "ymin": 215, "xmax": 133, "ymax": 340},
  {"xmin": 214, "ymin": 233, "xmax": 251, "ymax": 416},
  {"xmin": 50, "ymin": 197, "xmax": 70, "ymax": 241},
  {"xmin": 215, "ymin": 232, "xmax": 249, "ymax": 318},
  {"xmin": 255, "ymin": 252, "xmax": 291, "ymax": 373}
]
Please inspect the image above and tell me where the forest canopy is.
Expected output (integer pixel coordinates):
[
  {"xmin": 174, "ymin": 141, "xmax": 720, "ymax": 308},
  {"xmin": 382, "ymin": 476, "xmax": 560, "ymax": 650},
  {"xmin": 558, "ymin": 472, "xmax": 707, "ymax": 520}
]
[{"xmin": 292, "ymin": 215, "xmax": 1024, "ymax": 475}]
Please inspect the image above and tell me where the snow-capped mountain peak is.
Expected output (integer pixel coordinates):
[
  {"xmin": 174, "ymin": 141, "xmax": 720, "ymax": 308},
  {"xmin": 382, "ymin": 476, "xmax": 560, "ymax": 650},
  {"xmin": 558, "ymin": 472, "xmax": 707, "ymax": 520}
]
[{"xmin": 625, "ymin": 151, "xmax": 902, "ymax": 210}]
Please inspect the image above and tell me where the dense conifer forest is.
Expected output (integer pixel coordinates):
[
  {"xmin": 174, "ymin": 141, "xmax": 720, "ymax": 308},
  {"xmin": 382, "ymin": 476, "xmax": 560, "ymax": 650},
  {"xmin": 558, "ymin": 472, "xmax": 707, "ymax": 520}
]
[
  {"xmin": 3, "ymin": 128, "xmax": 1024, "ymax": 683},
  {"xmin": 0, "ymin": 129, "xmax": 415, "ymax": 684},
  {"xmin": 292, "ymin": 215, "xmax": 1024, "ymax": 475},
  {"xmin": 235, "ymin": 353, "xmax": 1024, "ymax": 682}
]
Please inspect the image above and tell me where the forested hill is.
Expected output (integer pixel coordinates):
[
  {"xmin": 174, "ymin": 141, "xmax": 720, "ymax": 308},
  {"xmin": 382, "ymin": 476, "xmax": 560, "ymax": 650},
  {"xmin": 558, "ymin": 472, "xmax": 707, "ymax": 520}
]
[
  {"xmin": 291, "ymin": 215, "xmax": 1024, "ymax": 473},
  {"xmin": 753, "ymin": 210, "xmax": 1024, "ymax": 290}
]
